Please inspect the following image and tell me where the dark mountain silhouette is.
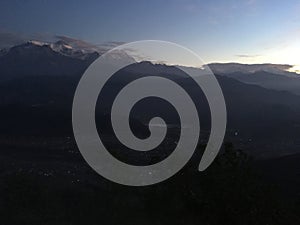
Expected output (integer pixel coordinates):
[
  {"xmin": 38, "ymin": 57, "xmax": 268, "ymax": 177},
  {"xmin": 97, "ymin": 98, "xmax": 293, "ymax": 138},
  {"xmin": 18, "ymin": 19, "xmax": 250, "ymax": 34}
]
[
  {"xmin": 0, "ymin": 46, "xmax": 299, "ymax": 157},
  {"xmin": 1, "ymin": 43, "xmax": 300, "ymax": 158}
]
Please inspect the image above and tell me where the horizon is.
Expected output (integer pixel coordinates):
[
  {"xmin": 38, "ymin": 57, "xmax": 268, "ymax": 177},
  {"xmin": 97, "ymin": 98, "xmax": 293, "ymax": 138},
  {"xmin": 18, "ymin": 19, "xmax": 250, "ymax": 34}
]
[{"xmin": 2, "ymin": 37, "xmax": 300, "ymax": 74}]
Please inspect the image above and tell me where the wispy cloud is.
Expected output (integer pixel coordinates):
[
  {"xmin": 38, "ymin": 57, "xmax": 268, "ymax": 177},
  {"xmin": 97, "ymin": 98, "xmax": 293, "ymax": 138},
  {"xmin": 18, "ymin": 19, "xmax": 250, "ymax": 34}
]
[
  {"xmin": 245, "ymin": 0, "xmax": 256, "ymax": 6},
  {"xmin": 236, "ymin": 54, "xmax": 261, "ymax": 58},
  {"xmin": 55, "ymin": 35, "xmax": 126, "ymax": 53},
  {"xmin": 0, "ymin": 31, "xmax": 56, "ymax": 49},
  {"xmin": 0, "ymin": 31, "xmax": 25, "ymax": 48}
]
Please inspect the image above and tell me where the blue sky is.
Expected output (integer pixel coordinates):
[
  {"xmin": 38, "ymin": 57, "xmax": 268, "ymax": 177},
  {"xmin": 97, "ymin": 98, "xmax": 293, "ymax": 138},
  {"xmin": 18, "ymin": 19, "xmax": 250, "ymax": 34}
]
[{"xmin": 0, "ymin": 0, "xmax": 299, "ymax": 70}]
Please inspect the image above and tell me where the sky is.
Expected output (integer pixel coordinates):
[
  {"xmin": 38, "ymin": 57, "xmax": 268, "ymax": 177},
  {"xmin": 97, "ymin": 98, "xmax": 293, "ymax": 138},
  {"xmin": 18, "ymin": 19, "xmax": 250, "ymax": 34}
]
[{"xmin": 0, "ymin": 0, "xmax": 299, "ymax": 71}]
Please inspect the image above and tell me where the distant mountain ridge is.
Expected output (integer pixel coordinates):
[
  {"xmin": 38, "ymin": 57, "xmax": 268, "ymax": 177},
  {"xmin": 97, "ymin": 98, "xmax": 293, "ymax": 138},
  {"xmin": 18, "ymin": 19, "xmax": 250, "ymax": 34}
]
[
  {"xmin": 208, "ymin": 62, "xmax": 299, "ymax": 77},
  {"xmin": 207, "ymin": 63, "xmax": 300, "ymax": 95}
]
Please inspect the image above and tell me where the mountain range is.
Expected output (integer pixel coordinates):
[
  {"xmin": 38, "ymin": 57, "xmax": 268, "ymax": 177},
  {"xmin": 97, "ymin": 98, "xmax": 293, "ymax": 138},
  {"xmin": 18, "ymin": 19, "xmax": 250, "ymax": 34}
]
[{"xmin": 0, "ymin": 40, "xmax": 300, "ymax": 158}]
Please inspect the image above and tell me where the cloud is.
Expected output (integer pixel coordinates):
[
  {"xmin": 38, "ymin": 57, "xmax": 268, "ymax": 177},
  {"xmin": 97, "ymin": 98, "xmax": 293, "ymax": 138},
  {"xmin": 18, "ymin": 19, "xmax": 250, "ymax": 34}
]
[
  {"xmin": 236, "ymin": 54, "xmax": 261, "ymax": 58},
  {"xmin": 55, "ymin": 35, "xmax": 125, "ymax": 53},
  {"xmin": 0, "ymin": 32, "xmax": 25, "ymax": 48},
  {"xmin": 96, "ymin": 41, "xmax": 126, "ymax": 50},
  {"xmin": 55, "ymin": 35, "xmax": 100, "ymax": 51},
  {"xmin": 246, "ymin": 0, "xmax": 256, "ymax": 5}
]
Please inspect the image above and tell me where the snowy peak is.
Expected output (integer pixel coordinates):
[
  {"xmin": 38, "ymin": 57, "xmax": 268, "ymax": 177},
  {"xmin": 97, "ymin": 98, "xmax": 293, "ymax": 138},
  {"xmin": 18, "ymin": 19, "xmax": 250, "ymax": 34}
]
[
  {"xmin": 2, "ymin": 39, "xmax": 100, "ymax": 60},
  {"xmin": 50, "ymin": 40, "xmax": 73, "ymax": 51},
  {"xmin": 50, "ymin": 40, "xmax": 93, "ymax": 60},
  {"xmin": 27, "ymin": 40, "xmax": 48, "ymax": 46}
]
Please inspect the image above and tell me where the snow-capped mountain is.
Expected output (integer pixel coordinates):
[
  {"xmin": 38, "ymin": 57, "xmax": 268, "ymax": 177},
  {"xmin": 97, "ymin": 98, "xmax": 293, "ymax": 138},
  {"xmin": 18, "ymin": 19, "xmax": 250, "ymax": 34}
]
[
  {"xmin": 25, "ymin": 39, "xmax": 98, "ymax": 60},
  {"xmin": 0, "ymin": 40, "xmax": 99, "ymax": 81}
]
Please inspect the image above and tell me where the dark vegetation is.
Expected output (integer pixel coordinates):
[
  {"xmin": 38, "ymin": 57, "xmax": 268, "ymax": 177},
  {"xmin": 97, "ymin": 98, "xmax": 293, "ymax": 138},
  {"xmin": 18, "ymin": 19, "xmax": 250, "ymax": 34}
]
[{"xmin": 0, "ymin": 143, "xmax": 299, "ymax": 225}]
